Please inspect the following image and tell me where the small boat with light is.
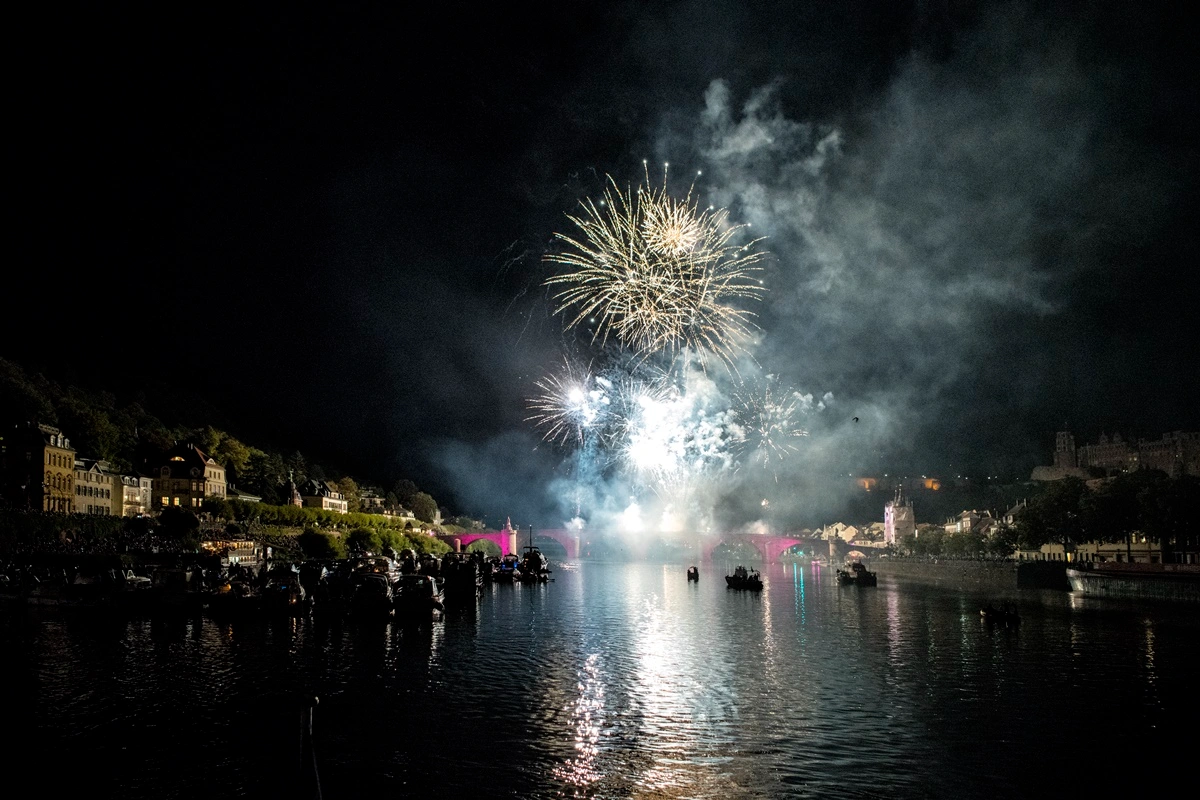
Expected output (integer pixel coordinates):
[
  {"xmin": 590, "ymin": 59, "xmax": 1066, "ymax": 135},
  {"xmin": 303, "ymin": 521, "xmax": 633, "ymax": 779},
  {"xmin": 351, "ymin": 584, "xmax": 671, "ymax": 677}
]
[
  {"xmin": 725, "ymin": 565, "xmax": 763, "ymax": 591},
  {"xmin": 836, "ymin": 561, "xmax": 877, "ymax": 587}
]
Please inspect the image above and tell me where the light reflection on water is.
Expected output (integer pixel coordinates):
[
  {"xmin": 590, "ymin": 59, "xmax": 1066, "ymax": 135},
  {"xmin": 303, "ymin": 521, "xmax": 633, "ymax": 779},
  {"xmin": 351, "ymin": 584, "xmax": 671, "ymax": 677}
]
[{"xmin": 6, "ymin": 561, "xmax": 1200, "ymax": 799}]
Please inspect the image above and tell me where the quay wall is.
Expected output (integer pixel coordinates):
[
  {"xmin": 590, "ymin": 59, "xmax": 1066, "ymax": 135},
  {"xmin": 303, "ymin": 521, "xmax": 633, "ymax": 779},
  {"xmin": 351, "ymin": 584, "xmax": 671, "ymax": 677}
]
[
  {"xmin": 1068, "ymin": 565, "xmax": 1200, "ymax": 603},
  {"xmin": 865, "ymin": 558, "xmax": 1069, "ymax": 590}
]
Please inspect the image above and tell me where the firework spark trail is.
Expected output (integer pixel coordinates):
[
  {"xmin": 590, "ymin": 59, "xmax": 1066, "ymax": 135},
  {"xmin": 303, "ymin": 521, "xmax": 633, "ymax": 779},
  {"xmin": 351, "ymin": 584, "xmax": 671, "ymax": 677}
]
[{"xmin": 543, "ymin": 163, "xmax": 768, "ymax": 366}]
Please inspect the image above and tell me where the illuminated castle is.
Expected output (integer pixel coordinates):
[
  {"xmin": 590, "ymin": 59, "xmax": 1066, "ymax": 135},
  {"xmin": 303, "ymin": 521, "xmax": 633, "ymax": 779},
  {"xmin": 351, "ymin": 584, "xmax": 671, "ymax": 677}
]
[{"xmin": 1035, "ymin": 429, "xmax": 1200, "ymax": 480}]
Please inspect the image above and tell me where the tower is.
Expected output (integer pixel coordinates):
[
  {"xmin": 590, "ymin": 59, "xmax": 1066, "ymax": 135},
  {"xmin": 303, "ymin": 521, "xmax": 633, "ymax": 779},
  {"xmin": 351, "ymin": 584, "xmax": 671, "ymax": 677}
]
[
  {"xmin": 1053, "ymin": 431, "xmax": 1077, "ymax": 469},
  {"xmin": 884, "ymin": 485, "xmax": 915, "ymax": 545}
]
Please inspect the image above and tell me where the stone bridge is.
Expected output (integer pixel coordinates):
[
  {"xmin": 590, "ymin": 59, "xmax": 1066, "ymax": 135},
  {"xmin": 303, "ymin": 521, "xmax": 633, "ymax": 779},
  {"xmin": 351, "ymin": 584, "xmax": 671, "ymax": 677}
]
[
  {"xmin": 698, "ymin": 533, "xmax": 821, "ymax": 563},
  {"xmin": 434, "ymin": 529, "xmax": 875, "ymax": 564},
  {"xmin": 434, "ymin": 528, "xmax": 581, "ymax": 559}
]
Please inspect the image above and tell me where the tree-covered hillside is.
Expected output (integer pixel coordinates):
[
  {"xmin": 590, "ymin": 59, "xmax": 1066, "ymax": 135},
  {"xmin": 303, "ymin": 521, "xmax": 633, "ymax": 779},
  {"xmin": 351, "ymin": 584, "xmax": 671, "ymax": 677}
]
[{"xmin": 1, "ymin": 356, "xmax": 446, "ymax": 519}]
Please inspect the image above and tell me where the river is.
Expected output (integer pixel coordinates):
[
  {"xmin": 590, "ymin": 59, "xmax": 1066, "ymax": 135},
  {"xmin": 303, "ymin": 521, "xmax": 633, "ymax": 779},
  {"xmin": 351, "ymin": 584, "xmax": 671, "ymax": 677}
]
[{"xmin": 5, "ymin": 560, "xmax": 1197, "ymax": 799}]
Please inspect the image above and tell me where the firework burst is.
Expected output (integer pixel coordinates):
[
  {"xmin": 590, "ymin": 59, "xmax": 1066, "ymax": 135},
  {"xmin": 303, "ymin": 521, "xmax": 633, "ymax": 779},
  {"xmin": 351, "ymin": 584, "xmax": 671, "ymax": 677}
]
[
  {"xmin": 526, "ymin": 360, "xmax": 609, "ymax": 446},
  {"xmin": 731, "ymin": 375, "xmax": 810, "ymax": 471},
  {"xmin": 544, "ymin": 163, "xmax": 767, "ymax": 366}
]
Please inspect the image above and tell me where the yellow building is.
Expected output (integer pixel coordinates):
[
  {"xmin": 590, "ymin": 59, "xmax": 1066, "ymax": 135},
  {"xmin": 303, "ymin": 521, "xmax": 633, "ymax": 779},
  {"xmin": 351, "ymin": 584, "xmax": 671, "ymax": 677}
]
[{"xmin": 36, "ymin": 424, "xmax": 76, "ymax": 513}]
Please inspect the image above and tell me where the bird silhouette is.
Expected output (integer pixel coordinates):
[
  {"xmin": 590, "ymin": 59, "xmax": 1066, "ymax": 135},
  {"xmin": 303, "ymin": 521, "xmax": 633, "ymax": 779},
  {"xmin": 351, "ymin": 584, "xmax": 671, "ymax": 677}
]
[{"xmin": 852, "ymin": 417, "xmax": 859, "ymax": 423}]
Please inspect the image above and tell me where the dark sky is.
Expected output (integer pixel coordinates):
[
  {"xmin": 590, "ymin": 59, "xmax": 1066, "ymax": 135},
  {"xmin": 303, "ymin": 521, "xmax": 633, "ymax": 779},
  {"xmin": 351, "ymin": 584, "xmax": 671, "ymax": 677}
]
[{"xmin": 8, "ymin": 1, "xmax": 1198, "ymax": 527}]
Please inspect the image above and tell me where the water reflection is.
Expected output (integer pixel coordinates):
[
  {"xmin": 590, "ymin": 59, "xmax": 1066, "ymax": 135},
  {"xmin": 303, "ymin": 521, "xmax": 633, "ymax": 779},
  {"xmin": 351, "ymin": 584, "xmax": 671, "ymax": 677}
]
[
  {"xmin": 9, "ymin": 563, "xmax": 1200, "ymax": 799},
  {"xmin": 552, "ymin": 652, "xmax": 604, "ymax": 792}
]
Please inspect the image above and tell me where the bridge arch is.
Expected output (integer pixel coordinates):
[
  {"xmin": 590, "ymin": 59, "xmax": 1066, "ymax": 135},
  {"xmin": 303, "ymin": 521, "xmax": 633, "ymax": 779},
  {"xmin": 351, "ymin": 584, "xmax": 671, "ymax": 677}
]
[
  {"xmin": 526, "ymin": 529, "xmax": 580, "ymax": 560},
  {"xmin": 435, "ymin": 532, "xmax": 513, "ymax": 556},
  {"xmin": 700, "ymin": 534, "xmax": 814, "ymax": 563}
]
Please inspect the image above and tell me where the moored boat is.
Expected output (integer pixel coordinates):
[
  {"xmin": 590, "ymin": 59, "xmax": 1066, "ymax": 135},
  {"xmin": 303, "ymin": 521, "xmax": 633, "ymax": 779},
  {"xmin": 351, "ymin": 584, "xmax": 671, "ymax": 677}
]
[
  {"xmin": 495, "ymin": 554, "xmax": 521, "ymax": 583},
  {"xmin": 518, "ymin": 546, "xmax": 550, "ymax": 583},
  {"xmin": 349, "ymin": 573, "xmax": 395, "ymax": 620},
  {"xmin": 441, "ymin": 553, "xmax": 484, "ymax": 603},
  {"xmin": 260, "ymin": 565, "xmax": 307, "ymax": 614},
  {"xmin": 394, "ymin": 573, "xmax": 444, "ymax": 618}
]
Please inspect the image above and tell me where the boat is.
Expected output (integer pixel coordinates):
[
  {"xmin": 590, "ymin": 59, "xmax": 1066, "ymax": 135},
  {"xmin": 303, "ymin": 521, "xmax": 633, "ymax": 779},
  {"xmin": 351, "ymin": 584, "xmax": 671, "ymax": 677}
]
[
  {"xmin": 394, "ymin": 573, "xmax": 445, "ymax": 618},
  {"xmin": 149, "ymin": 565, "xmax": 207, "ymax": 613},
  {"xmin": 479, "ymin": 555, "xmax": 500, "ymax": 583},
  {"xmin": 725, "ymin": 565, "xmax": 763, "ymax": 591},
  {"xmin": 836, "ymin": 561, "xmax": 877, "ymax": 587},
  {"xmin": 352, "ymin": 555, "xmax": 401, "ymax": 585},
  {"xmin": 518, "ymin": 546, "xmax": 550, "ymax": 583},
  {"xmin": 495, "ymin": 553, "xmax": 521, "ymax": 583},
  {"xmin": 206, "ymin": 575, "xmax": 261, "ymax": 616},
  {"xmin": 1066, "ymin": 562, "xmax": 1200, "ymax": 602},
  {"xmin": 687, "ymin": 566, "xmax": 699, "ymax": 582},
  {"xmin": 980, "ymin": 603, "xmax": 1020, "ymax": 626},
  {"xmin": 440, "ymin": 553, "xmax": 484, "ymax": 603},
  {"xmin": 397, "ymin": 548, "xmax": 420, "ymax": 575},
  {"xmin": 349, "ymin": 573, "xmax": 395, "ymax": 620},
  {"xmin": 260, "ymin": 565, "xmax": 307, "ymax": 614}
]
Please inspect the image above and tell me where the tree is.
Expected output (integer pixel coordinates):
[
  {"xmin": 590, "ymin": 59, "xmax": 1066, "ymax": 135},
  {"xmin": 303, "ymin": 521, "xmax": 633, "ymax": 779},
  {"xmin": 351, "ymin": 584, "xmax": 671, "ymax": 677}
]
[
  {"xmin": 392, "ymin": 479, "xmax": 418, "ymax": 507},
  {"xmin": 408, "ymin": 491, "xmax": 438, "ymax": 523},
  {"xmin": 345, "ymin": 527, "xmax": 381, "ymax": 555},
  {"xmin": 158, "ymin": 506, "xmax": 201, "ymax": 551},
  {"xmin": 244, "ymin": 450, "xmax": 287, "ymax": 500},
  {"xmin": 203, "ymin": 496, "xmax": 232, "ymax": 520},
  {"xmin": 297, "ymin": 528, "xmax": 344, "ymax": 559},
  {"xmin": 989, "ymin": 523, "xmax": 1019, "ymax": 558},
  {"xmin": 210, "ymin": 431, "xmax": 252, "ymax": 486},
  {"xmin": 336, "ymin": 477, "xmax": 362, "ymax": 514},
  {"xmin": 1139, "ymin": 475, "xmax": 1200, "ymax": 562},
  {"xmin": 286, "ymin": 451, "xmax": 308, "ymax": 485},
  {"xmin": 1020, "ymin": 477, "xmax": 1088, "ymax": 550}
]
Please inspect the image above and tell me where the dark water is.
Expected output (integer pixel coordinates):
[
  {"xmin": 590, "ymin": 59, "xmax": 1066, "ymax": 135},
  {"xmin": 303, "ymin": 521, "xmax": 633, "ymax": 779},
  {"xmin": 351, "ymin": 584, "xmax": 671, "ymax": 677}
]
[{"xmin": 6, "ymin": 561, "xmax": 1197, "ymax": 799}]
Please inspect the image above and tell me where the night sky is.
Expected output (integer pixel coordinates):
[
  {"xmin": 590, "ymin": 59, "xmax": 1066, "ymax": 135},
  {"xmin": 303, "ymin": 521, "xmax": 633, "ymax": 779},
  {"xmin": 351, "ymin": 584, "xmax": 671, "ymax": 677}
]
[{"xmin": 8, "ymin": 1, "xmax": 1198, "ymax": 527}]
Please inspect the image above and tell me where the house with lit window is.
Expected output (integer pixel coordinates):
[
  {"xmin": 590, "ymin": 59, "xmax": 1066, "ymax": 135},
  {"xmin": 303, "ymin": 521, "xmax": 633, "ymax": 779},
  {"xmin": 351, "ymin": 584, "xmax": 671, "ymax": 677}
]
[
  {"xmin": 360, "ymin": 486, "xmax": 389, "ymax": 515},
  {"xmin": 116, "ymin": 473, "xmax": 153, "ymax": 516},
  {"xmin": 150, "ymin": 443, "xmax": 226, "ymax": 510},
  {"xmin": 300, "ymin": 478, "xmax": 348, "ymax": 513}
]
